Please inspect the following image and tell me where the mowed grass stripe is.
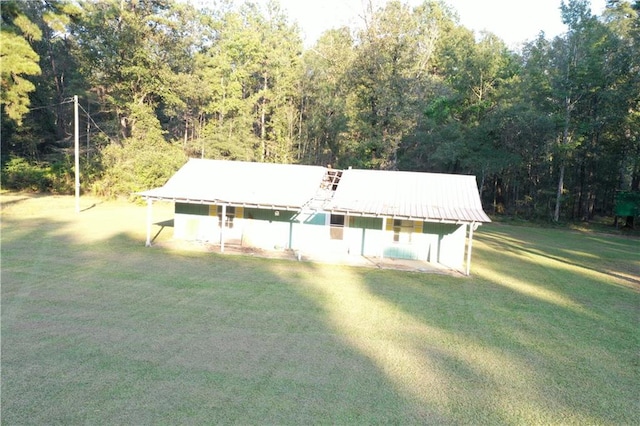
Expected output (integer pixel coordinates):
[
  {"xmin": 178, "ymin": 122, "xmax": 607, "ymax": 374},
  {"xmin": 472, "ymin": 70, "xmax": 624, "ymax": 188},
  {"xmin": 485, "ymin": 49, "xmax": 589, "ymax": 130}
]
[{"xmin": 1, "ymin": 194, "xmax": 638, "ymax": 424}]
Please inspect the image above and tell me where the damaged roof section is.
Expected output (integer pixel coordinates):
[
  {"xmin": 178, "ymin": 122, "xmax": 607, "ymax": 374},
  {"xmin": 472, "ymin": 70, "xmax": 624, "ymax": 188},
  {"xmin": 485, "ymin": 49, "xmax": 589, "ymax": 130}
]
[
  {"xmin": 327, "ymin": 169, "xmax": 491, "ymax": 223},
  {"xmin": 139, "ymin": 158, "xmax": 491, "ymax": 224}
]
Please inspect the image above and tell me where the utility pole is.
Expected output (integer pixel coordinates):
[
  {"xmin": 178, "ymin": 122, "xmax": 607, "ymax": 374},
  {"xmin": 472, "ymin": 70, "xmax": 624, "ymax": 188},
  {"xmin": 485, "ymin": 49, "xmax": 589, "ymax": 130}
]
[
  {"xmin": 74, "ymin": 95, "xmax": 80, "ymax": 213},
  {"xmin": 86, "ymin": 100, "xmax": 90, "ymax": 161}
]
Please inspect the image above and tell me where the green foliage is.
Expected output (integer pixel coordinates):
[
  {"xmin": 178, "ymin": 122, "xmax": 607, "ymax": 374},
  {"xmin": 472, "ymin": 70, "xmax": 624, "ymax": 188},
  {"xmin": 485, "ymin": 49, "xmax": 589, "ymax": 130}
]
[
  {"xmin": 0, "ymin": 156, "xmax": 99, "ymax": 194},
  {"xmin": 1, "ymin": 157, "xmax": 51, "ymax": 191},
  {"xmin": 344, "ymin": 1, "xmax": 444, "ymax": 169},
  {"xmin": 194, "ymin": 2, "xmax": 304, "ymax": 164},
  {"xmin": 70, "ymin": 0, "xmax": 194, "ymax": 142},
  {"xmin": 94, "ymin": 138, "xmax": 186, "ymax": 199},
  {"xmin": 300, "ymin": 28, "xmax": 354, "ymax": 166},
  {"xmin": 1, "ymin": 0, "xmax": 638, "ymax": 224},
  {"xmin": 198, "ymin": 120, "xmax": 258, "ymax": 161},
  {"xmin": 48, "ymin": 158, "xmax": 75, "ymax": 194},
  {"xmin": 0, "ymin": 2, "xmax": 42, "ymax": 125}
]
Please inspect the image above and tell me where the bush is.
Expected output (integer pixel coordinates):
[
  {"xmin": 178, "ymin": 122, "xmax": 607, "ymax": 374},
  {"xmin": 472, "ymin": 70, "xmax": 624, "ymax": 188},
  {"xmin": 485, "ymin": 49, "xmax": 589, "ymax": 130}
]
[
  {"xmin": 48, "ymin": 157, "xmax": 75, "ymax": 194},
  {"xmin": 93, "ymin": 138, "xmax": 186, "ymax": 199},
  {"xmin": 1, "ymin": 157, "xmax": 52, "ymax": 192}
]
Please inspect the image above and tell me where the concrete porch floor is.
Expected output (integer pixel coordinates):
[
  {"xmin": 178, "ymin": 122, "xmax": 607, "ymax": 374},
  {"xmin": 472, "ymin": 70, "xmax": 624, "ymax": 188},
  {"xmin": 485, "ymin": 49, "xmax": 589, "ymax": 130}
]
[
  {"xmin": 297, "ymin": 251, "xmax": 462, "ymax": 275},
  {"xmin": 154, "ymin": 239, "xmax": 464, "ymax": 276}
]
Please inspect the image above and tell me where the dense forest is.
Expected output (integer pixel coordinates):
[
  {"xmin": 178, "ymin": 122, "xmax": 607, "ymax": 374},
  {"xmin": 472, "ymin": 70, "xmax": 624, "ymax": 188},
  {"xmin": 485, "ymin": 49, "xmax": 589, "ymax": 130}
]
[{"xmin": 1, "ymin": 0, "xmax": 639, "ymax": 222}]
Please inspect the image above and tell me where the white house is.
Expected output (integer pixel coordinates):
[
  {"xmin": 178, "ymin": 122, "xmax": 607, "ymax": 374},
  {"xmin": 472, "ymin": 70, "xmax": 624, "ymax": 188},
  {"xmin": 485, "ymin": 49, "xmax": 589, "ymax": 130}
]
[{"xmin": 138, "ymin": 159, "xmax": 491, "ymax": 275}]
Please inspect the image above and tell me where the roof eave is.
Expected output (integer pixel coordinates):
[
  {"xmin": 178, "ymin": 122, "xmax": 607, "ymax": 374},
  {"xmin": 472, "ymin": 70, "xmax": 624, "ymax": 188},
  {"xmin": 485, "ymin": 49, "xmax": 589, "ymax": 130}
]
[
  {"xmin": 326, "ymin": 208, "xmax": 490, "ymax": 224},
  {"xmin": 136, "ymin": 193, "xmax": 303, "ymax": 211}
]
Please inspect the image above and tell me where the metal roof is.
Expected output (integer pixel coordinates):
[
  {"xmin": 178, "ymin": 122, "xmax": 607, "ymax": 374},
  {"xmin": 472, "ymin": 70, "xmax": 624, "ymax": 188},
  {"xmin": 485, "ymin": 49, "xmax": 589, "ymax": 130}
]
[
  {"xmin": 138, "ymin": 158, "xmax": 327, "ymax": 209},
  {"xmin": 325, "ymin": 169, "xmax": 491, "ymax": 223},
  {"xmin": 139, "ymin": 159, "xmax": 490, "ymax": 223}
]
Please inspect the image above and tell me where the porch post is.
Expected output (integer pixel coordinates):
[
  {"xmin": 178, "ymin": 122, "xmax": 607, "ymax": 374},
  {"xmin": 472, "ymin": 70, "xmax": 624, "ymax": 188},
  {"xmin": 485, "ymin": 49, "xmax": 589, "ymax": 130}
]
[
  {"xmin": 380, "ymin": 217, "xmax": 387, "ymax": 259},
  {"xmin": 465, "ymin": 222, "xmax": 476, "ymax": 276},
  {"xmin": 145, "ymin": 198, "xmax": 153, "ymax": 247},
  {"xmin": 220, "ymin": 204, "xmax": 226, "ymax": 253}
]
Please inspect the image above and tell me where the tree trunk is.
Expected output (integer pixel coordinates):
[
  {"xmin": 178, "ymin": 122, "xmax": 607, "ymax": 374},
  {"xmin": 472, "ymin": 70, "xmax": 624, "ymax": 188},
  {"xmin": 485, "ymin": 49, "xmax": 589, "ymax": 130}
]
[
  {"xmin": 555, "ymin": 95, "xmax": 572, "ymax": 222},
  {"xmin": 625, "ymin": 215, "xmax": 635, "ymax": 229},
  {"xmin": 632, "ymin": 150, "xmax": 640, "ymax": 191},
  {"xmin": 260, "ymin": 73, "xmax": 268, "ymax": 162},
  {"xmin": 479, "ymin": 166, "xmax": 486, "ymax": 199},
  {"xmin": 183, "ymin": 119, "xmax": 188, "ymax": 147},
  {"xmin": 554, "ymin": 164, "xmax": 565, "ymax": 222}
]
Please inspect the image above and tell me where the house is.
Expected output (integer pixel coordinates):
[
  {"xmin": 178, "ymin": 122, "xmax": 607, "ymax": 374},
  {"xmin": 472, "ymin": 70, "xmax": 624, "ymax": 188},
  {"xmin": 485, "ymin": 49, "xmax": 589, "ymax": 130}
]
[{"xmin": 138, "ymin": 158, "xmax": 491, "ymax": 275}]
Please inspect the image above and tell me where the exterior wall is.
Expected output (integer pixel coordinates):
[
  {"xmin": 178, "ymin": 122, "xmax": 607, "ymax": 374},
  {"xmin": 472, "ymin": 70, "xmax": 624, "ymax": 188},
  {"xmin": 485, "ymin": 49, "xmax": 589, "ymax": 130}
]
[
  {"xmin": 173, "ymin": 203, "xmax": 467, "ymax": 269},
  {"xmin": 344, "ymin": 217, "xmax": 466, "ymax": 267},
  {"xmin": 242, "ymin": 207, "xmax": 296, "ymax": 250},
  {"xmin": 423, "ymin": 222, "xmax": 467, "ymax": 269},
  {"xmin": 174, "ymin": 203, "xmax": 217, "ymax": 241},
  {"xmin": 174, "ymin": 203, "xmax": 245, "ymax": 243},
  {"xmin": 347, "ymin": 217, "xmax": 384, "ymax": 257},
  {"xmin": 383, "ymin": 219, "xmax": 424, "ymax": 260},
  {"xmin": 292, "ymin": 213, "xmax": 351, "ymax": 255}
]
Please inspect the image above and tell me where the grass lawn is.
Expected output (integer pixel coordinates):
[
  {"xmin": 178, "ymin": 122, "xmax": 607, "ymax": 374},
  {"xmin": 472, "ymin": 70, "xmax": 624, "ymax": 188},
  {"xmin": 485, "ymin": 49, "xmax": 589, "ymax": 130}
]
[{"xmin": 2, "ymin": 193, "xmax": 639, "ymax": 424}]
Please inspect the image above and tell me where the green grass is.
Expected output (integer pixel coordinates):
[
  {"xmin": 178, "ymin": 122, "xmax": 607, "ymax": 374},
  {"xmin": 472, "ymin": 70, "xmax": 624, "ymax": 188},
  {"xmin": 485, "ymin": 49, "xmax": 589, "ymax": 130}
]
[{"xmin": 2, "ymin": 193, "xmax": 639, "ymax": 425}]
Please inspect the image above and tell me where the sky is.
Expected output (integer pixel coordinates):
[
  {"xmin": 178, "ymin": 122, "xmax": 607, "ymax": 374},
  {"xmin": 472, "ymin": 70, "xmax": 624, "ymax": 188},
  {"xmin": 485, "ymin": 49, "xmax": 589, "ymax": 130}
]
[{"xmin": 249, "ymin": 0, "xmax": 608, "ymax": 49}]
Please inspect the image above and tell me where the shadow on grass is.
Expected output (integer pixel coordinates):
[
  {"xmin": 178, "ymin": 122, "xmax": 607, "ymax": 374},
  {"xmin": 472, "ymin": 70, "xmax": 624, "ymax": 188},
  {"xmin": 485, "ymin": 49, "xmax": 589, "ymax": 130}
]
[
  {"xmin": 1, "ymin": 197, "xmax": 441, "ymax": 424},
  {"xmin": 80, "ymin": 202, "xmax": 100, "ymax": 212},
  {"xmin": 307, "ymin": 224, "xmax": 639, "ymax": 425},
  {"xmin": 479, "ymin": 226, "xmax": 640, "ymax": 287},
  {"xmin": 2, "ymin": 196, "xmax": 638, "ymax": 425},
  {"xmin": 0, "ymin": 196, "xmax": 30, "ymax": 207}
]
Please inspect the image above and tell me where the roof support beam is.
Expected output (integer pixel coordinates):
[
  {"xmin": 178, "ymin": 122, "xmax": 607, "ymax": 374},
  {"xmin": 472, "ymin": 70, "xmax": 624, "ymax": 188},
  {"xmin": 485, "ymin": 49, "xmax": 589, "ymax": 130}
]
[
  {"xmin": 220, "ymin": 204, "xmax": 226, "ymax": 253},
  {"xmin": 380, "ymin": 217, "xmax": 387, "ymax": 259}
]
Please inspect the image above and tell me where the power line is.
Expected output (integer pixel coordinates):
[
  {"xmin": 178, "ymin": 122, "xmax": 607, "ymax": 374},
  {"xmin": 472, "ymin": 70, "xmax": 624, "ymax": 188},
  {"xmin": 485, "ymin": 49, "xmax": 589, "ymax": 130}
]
[
  {"xmin": 27, "ymin": 98, "xmax": 74, "ymax": 112},
  {"xmin": 27, "ymin": 98, "xmax": 113, "ymax": 143},
  {"xmin": 77, "ymin": 102, "xmax": 113, "ymax": 143},
  {"xmin": 25, "ymin": 97, "xmax": 114, "ymax": 157}
]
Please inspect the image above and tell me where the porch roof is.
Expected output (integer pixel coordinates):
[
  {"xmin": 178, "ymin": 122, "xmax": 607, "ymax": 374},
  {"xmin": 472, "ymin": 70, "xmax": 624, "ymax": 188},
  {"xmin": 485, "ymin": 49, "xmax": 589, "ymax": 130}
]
[{"xmin": 138, "ymin": 158, "xmax": 327, "ymax": 210}]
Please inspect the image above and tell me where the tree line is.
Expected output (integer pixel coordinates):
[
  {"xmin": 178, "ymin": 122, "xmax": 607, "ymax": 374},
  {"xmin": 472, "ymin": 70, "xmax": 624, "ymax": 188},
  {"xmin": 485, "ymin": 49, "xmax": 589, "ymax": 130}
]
[{"xmin": 1, "ymin": 0, "xmax": 638, "ymax": 222}]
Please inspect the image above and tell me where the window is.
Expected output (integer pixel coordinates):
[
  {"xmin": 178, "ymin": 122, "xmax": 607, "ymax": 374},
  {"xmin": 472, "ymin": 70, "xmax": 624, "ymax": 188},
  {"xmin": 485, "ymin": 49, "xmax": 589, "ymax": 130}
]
[
  {"xmin": 217, "ymin": 205, "xmax": 235, "ymax": 228},
  {"xmin": 393, "ymin": 219, "xmax": 414, "ymax": 243},
  {"xmin": 330, "ymin": 214, "xmax": 345, "ymax": 240}
]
